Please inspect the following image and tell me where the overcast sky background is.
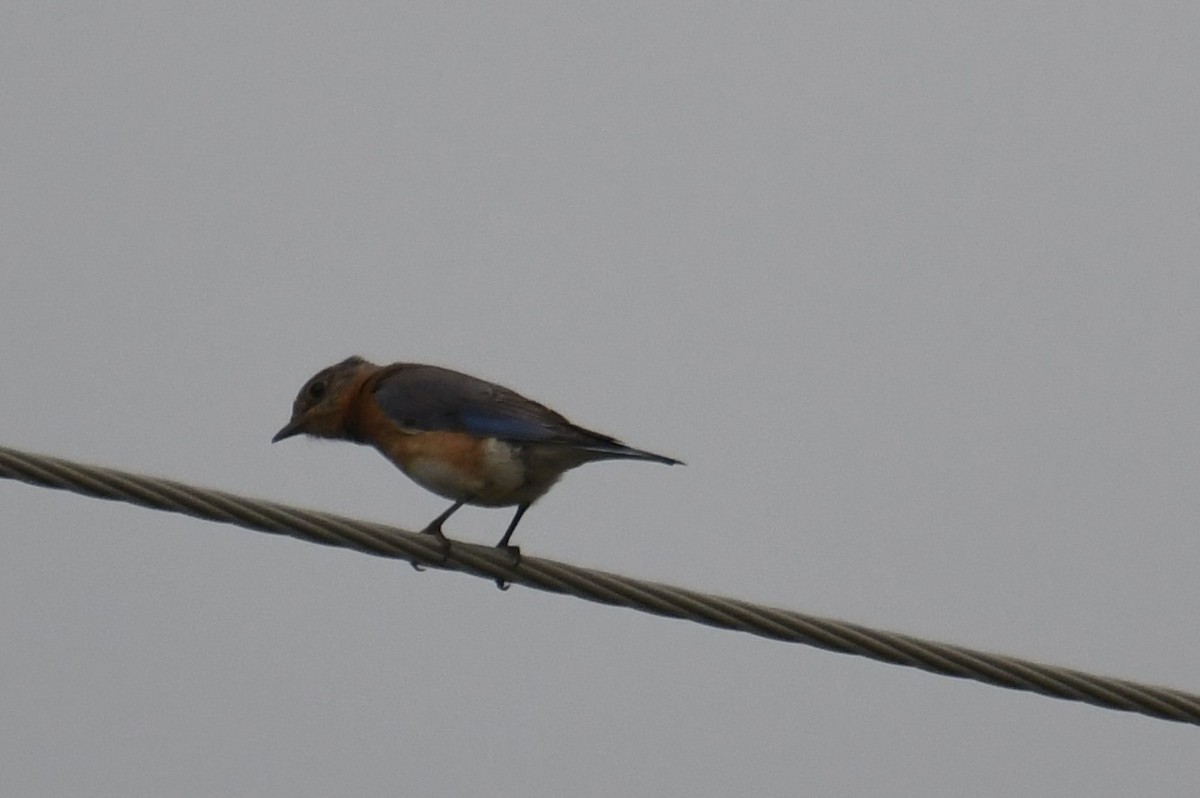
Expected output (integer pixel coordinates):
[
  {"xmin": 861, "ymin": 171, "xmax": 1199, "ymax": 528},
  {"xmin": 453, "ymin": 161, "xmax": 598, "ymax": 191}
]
[{"xmin": 2, "ymin": 4, "xmax": 1198, "ymax": 796}]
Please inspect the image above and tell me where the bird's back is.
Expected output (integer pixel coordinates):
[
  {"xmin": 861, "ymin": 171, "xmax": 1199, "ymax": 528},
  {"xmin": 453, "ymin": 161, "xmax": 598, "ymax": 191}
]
[{"xmin": 366, "ymin": 363, "xmax": 681, "ymax": 465}]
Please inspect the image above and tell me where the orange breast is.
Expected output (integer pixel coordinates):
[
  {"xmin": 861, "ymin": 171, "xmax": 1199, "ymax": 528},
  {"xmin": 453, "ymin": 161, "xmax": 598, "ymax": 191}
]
[{"xmin": 386, "ymin": 430, "xmax": 488, "ymax": 477}]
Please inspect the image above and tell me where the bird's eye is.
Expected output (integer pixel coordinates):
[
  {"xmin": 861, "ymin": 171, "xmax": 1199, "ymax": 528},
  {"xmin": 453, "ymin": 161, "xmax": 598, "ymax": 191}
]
[{"xmin": 307, "ymin": 380, "xmax": 327, "ymax": 400}]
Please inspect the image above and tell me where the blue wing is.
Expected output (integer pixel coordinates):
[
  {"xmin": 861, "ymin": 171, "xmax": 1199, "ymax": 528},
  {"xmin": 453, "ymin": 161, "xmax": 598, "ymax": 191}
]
[
  {"xmin": 371, "ymin": 364, "xmax": 585, "ymax": 443},
  {"xmin": 369, "ymin": 364, "xmax": 680, "ymax": 464}
]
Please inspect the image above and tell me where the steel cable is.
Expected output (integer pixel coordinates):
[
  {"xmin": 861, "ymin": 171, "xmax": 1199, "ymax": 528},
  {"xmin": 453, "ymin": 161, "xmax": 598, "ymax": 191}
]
[{"xmin": 1, "ymin": 444, "xmax": 1196, "ymax": 727}]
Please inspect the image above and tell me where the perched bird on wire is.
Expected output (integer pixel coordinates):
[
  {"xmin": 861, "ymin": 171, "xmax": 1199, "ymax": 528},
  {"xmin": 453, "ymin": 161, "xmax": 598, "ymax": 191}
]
[{"xmin": 272, "ymin": 357, "xmax": 681, "ymax": 556}]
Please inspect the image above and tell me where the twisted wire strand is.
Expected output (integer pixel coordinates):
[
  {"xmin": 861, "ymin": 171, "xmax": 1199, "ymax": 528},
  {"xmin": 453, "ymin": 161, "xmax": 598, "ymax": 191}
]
[{"xmin": 1, "ymin": 444, "xmax": 1196, "ymax": 727}]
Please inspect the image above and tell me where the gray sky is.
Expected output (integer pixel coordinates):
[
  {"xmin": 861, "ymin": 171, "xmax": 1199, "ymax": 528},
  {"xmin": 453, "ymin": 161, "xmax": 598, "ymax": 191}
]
[{"xmin": 2, "ymin": 4, "xmax": 1198, "ymax": 796}]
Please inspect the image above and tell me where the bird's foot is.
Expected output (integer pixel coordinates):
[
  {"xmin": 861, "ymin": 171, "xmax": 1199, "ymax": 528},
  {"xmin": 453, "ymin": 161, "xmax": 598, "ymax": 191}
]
[
  {"xmin": 497, "ymin": 542, "xmax": 521, "ymax": 564},
  {"xmin": 420, "ymin": 520, "xmax": 450, "ymax": 538},
  {"xmin": 493, "ymin": 543, "xmax": 521, "ymax": 590},
  {"xmin": 411, "ymin": 524, "xmax": 452, "ymax": 572}
]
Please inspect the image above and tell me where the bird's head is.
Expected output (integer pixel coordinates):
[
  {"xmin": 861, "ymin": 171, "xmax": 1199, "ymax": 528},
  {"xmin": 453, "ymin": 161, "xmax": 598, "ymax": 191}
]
[{"xmin": 272, "ymin": 356, "xmax": 376, "ymax": 443}]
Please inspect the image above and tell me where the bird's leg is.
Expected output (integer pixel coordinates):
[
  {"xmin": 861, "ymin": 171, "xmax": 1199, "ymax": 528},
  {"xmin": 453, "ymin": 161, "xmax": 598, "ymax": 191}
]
[
  {"xmin": 411, "ymin": 500, "xmax": 462, "ymax": 572},
  {"xmin": 491, "ymin": 503, "xmax": 529, "ymax": 591},
  {"xmin": 422, "ymin": 500, "xmax": 464, "ymax": 539},
  {"xmin": 495, "ymin": 503, "xmax": 529, "ymax": 558}
]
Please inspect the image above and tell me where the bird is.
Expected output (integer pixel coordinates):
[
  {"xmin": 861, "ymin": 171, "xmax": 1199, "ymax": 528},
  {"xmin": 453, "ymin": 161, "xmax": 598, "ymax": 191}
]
[{"xmin": 272, "ymin": 356, "xmax": 681, "ymax": 556}]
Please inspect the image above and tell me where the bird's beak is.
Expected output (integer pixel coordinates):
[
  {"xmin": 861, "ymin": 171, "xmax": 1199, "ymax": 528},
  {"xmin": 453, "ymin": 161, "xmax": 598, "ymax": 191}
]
[{"xmin": 271, "ymin": 417, "xmax": 306, "ymax": 443}]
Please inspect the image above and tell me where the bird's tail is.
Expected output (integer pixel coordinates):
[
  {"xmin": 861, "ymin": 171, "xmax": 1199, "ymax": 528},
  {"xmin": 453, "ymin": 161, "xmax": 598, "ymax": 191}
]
[{"xmin": 574, "ymin": 438, "xmax": 683, "ymax": 466}]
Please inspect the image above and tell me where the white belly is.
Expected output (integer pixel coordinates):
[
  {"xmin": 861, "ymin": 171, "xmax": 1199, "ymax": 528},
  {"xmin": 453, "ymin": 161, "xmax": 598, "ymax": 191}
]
[{"xmin": 400, "ymin": 438, "xmax": 531, "ymax": 506}]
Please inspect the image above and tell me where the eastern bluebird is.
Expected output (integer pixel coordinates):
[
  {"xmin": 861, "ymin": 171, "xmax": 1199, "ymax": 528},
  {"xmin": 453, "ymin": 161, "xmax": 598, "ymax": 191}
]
[{"xmin": 272, "ymin": 357, "xmax": 681, "ymax": 554}]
